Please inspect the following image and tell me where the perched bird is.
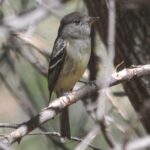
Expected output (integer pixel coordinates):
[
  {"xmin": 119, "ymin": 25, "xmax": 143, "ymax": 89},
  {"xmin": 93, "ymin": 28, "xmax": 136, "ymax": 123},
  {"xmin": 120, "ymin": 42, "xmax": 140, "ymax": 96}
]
[{"xmin": 48, "ymin": 12, "xmax": 99, "ymax": 139}]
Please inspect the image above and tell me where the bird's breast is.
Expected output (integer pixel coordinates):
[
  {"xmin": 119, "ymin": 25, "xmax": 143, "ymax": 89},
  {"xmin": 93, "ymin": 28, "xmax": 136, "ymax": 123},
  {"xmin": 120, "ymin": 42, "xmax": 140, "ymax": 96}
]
[{"xmin": 54, "ymin": 38, "xmax": 91, "ymax": 92}]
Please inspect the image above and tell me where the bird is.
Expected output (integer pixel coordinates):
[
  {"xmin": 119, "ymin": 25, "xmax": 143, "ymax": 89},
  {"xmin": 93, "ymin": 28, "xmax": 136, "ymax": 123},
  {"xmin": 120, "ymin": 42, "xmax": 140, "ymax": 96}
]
[{"xmin": 48, "ymin": 12, "xmax": 99, "ymax": 139}]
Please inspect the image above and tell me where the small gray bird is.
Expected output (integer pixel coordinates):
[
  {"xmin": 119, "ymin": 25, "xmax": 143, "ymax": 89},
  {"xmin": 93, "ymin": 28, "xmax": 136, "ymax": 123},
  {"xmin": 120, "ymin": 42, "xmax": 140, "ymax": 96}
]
[{"xmin": 48, "ymin": 12, "xmax": 98, "ymax": 139}]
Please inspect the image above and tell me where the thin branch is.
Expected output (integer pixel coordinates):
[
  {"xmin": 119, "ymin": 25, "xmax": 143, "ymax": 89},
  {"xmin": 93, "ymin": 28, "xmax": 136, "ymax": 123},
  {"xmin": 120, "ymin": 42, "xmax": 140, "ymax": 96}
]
[
  {"xmin": 0, "ymin": 131, "xmax": 101, "ymax": 150},
  {"xmin": 114, "ymin": 136, "xmax": 150, "ymax": 150},
  {"xmin": 96, "ymin": 0, "xmax": 116, "ymax": 141},
  {"xmin": 28, "ymin": 131, "xmax": 101, "ymax": 150},
  {"xmin": 0, "ymin": 64, "xmax": 150, "ymax": 146},
  {"xmin": 99, "ymin": 120, "xmax": 114, "ymax": 148},
  {"xmin": 1, "ymin": 6, "xmax": 48, "ymax": 32},
  {"xmin": 37, "ymin": 0, "xmax": 62, "ymax": 18},
  {"xmin": 107, "ymin": 0, "xmax": 116, "ymax": 60},
  {"xmin": 0, "ymin": 123, "xmax": 21, "ymax": 129},
  {"xmin": 15, "ymin": 32, "xmax": 50, "ymax": 57},
  {"xmin": 75, "ymin": 125, "xmax": 100, "ymax": 150},
  {"xmin": 0, "ymin": 1, "xmax": 63, "ymax": 34},
  {"xmin": 109, "ymin": 65, "xmax": 150, "ymax": 86},
  {"xmin": 0, "ymin": 143, "xmax": 10, "ymax": 150},
  {"xmin": 6, "ymin": 35, "xmax": 48, "ymax": 76}
]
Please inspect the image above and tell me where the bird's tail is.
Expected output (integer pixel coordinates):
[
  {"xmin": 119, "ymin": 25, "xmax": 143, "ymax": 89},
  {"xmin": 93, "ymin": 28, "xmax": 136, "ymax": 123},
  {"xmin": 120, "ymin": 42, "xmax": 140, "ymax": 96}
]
[
  {"xmin": 49, "ymin": 91, "xmax": 53, "ymax": 102},
  {"xmin": 60, "ymin": 106, "xmax": 71, "ymax": 140}
]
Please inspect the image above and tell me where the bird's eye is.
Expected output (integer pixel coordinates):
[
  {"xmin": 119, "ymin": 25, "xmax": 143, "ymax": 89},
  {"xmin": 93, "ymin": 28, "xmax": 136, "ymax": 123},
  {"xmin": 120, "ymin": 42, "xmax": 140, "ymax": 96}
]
[{"xmin": 74, "ymin": 20, "xmax": 80, "ymax": 25}]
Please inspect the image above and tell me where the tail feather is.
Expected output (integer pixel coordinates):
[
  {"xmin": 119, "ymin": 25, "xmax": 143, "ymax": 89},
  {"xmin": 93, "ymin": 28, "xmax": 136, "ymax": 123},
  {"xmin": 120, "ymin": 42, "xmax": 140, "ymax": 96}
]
[
  {"xmin": 49, "ymin": 92, "xmax": 52, "ymax": 102},
  {"xmin": 60, "ymin": 107, "xmax": 70, "ymax": 139}
]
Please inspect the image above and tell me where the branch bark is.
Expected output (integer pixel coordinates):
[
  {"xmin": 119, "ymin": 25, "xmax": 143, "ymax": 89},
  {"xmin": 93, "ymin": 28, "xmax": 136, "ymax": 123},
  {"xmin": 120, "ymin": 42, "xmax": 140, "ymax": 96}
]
[
  {"xmin": 84, "ymin": 0, "xmax": 150, "ymax": 133},
  {"xmin": 0, "ymin": 64, "xmax": 149, "ymax": 146}
]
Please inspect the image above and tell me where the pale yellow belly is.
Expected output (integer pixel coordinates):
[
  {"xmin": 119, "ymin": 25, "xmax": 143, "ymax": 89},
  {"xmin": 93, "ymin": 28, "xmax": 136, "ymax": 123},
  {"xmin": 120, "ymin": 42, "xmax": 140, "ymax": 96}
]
[
  {"xmin": 54, "ymin": 38, "xmax": 91, "ymax": 92},
  {"xmin": 54, "ymin": 62, "xmax": 87, "ymax": 92}
]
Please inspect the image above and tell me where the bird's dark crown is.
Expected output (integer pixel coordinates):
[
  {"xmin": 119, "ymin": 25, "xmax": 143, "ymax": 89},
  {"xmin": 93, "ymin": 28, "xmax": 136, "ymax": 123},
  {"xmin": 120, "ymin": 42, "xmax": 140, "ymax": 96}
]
[{"xmin": 61, "ymin": 12, "xmax": 86, "ymax": 25}]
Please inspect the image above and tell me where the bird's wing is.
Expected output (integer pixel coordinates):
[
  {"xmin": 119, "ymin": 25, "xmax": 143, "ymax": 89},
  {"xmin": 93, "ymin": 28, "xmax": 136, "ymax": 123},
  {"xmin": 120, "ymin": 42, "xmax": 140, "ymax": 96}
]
[{"xmin": 48, "ymin": 38, "xmax": 67, "ymax": 99}]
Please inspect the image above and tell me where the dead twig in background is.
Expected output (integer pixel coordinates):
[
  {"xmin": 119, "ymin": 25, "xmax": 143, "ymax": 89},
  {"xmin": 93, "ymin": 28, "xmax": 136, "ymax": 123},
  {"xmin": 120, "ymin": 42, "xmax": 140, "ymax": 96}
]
[
  {"xmin": 0, "ymin": 123, "xmax": 21, "ymax": 129},
  {"xmin": 75, "ymin": 125, "xmax": 100, "ymax": 150},
  {"xmin": 113, "ymin": 136, "xmax": 150, "ymax": 150},
  {"xmin": 0, "ymin": 64, "xmax": 149, "ymax": 146},
  {"xmin": 96, "ymin": 0, "xmax": 116, "ymax": 139},
  {"xmin": 28, "ymin": 131, "xmax": 101, "ymax": 150},
  {"xmin": 99, "ymin": 119, "xmax": 114, "ymax": 148}
]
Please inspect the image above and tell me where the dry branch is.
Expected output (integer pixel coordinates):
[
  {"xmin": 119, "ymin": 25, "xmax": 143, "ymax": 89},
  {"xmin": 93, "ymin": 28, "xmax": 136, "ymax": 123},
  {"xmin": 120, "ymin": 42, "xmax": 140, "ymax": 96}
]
[
  {"xmin": 0, "ymin": 123, "xmax": 20, "ymax": 129},
  {"xmin": 0, "ymin": 64, "xmax": 150, "ymax": 146},
  {"xmin": 28, "ymin": 131, "xmax": 101, "ymax": 150}
]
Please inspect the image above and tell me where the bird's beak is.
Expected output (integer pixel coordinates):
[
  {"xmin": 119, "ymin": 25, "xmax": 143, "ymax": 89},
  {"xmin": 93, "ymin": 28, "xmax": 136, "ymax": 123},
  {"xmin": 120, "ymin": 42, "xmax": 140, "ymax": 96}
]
[{"xmin": 88, "ymin": 17, "xmax": 99, "ymax": 25}]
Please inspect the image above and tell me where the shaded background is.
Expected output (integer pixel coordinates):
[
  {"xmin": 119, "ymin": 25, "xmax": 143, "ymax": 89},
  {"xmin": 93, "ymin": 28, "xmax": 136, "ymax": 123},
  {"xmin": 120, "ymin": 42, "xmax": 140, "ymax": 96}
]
[{"xmin": 0, "ymin": 0, "xmax": 149, "ymax": 149}]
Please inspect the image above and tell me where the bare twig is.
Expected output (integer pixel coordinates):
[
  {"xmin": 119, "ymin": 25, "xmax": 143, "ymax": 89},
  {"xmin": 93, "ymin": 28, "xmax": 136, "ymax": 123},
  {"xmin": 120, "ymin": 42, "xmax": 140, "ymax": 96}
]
[
  {"xmin": 16, "ymin": 32, "xmax": 50, "ymax": 57},
  {"xmin": 0, "ymin": 143, "xmax": 10, "ymax": 150},
  {"xmin": 1, "ymin": 7, "xmax": 48, "ymax": 32},
  {"xmin": 0, "ymin": 2, "xmax": 62, "ymax": 34},
  {"xmin": 37, "ymin": 0, "xmax": 62, "ymax": 18},
  {"xmin": 114, "ymin": 136, "xmax": 150, "ymax": 150},
  {"xmin": 107, "ymin": 0, "xmax": 116, "ymax": 60},
  {"xmin": 0, "ymin": 64, "xmax": 150, "ymax": 146},
  {"xmin": 28, "ymin": 131, "xmax": 101, "ymax": 150},
  {"xmin": 125, "ymin": 136, "xmax": 150, "ymax": 150},
  {"xmin": 0, "ymin": 123, "xmax": 20, "ymax": 129},
  {"xmin": 6, "ymin": 35, "xmax": 48, "ymax": 76},
  {"xmin": 75, "ymin": 125, "xmax": 100, "ymax": 150},
  {"xmin": 109, "ymin": 65, "xmax": 150, "ymax": 86},
  {"xmin": 96, "ymin": 0, "xmax": 116, "ymax": 134},
  {"xmin": 0, "ymin": 131, "xmax": 101, "ymax": 150},
  {"xmin": 99, "ymin": 119, "xmax": 114, "ymax": 148}
]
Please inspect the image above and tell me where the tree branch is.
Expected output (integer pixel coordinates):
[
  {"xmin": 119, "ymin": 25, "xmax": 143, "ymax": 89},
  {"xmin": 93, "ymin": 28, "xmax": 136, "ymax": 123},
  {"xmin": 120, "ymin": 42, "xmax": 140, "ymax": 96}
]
[
  {"xmin": 0, "ymin": 123, "xmax": 21, "ymax": 129},
  {"xmin": 99, "ymin": 120, "xmax": 114, "ymax": 148},
  {"xmin": 28, "ymin": 131, "xmax": 101, "ymax": 150},
  {"xmin": 0, "ymin": 64, "xmax": 150, "ymax": 146}
]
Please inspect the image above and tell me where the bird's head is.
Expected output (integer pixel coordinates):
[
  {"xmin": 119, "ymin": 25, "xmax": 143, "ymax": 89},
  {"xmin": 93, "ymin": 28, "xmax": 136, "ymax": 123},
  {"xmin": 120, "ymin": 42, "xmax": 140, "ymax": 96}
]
[{"xmin": 58, "ymin": 12, "xmax": 99, "ymax": 39}]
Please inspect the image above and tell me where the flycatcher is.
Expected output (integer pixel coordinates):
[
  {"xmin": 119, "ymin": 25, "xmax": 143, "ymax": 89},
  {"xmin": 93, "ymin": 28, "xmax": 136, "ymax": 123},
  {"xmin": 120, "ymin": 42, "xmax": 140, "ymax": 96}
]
[{"xmin": 48, "ymin": 12, "xmax": 98, "ymax": 139}]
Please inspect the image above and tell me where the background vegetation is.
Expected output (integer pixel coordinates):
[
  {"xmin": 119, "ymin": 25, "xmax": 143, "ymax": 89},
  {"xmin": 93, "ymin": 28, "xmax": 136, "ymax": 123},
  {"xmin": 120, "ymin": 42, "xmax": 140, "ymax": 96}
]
[{"xmin": 0, "ymin": 0, "xmax": 149, "ymax": 150}]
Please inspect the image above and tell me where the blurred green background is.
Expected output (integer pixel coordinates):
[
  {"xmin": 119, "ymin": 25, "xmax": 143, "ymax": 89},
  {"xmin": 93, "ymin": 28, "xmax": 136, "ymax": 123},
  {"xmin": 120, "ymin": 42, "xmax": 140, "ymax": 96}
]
[{"xmin": 0, "ymin": 0, "xmax": 146, "ymax": 150}]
